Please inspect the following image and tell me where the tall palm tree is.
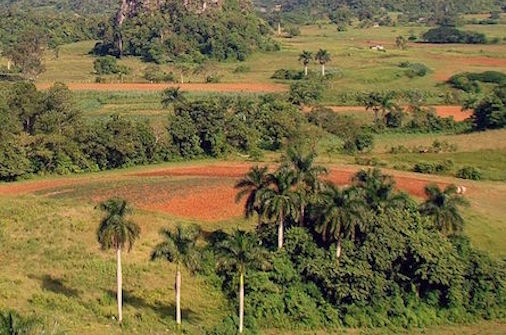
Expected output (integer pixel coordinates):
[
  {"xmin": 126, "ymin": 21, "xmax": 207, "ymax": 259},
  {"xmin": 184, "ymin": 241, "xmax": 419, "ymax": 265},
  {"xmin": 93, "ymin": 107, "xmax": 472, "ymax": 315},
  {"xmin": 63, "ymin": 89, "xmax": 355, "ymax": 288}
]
[
  {"xmin": 352, "ymin": 169, "xmax": 412, "ymax": 213},
  {"xmin": 216, "ymin": 230, "xmax": 269, "ymax": 334},
  {"xmin": 313, "ymin": 184, "xmax": 365, "ymax": 259},
  {"xmin": 151, "ymin": 225, "xmax": 201, "ymax": 327},
  {"xmin": 419, "ymin": 184, "xmax": 470, "ymax": 235},
  {"xmin": 97, "ymin": 198, "xmax": 140, "ymax": 323},
  {"xmin": 235, "ymin": 166, "xmax": 270, "ymax": 225},
  {"xmin": 298, "ymin": 50, "xmax": 313, "ymax": 76},
  {"xmin": 259, "ymin": 170, "xmax": 299, "ymax": 249},
  {"xmin": 315, "ymin": 49, "xmax": 331, "ymax": 76},
  {"xmin": 282, "ymin": 147, "xmax": 327, "ymax": 226},
  {"xmin": 161, "ymin": 87, "xmax": 186, "ymax": 108}
]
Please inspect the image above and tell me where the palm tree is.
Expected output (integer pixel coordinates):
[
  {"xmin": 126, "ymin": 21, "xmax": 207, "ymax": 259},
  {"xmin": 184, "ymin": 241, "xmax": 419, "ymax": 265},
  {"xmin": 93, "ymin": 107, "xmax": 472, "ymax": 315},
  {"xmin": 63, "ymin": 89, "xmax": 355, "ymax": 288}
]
[
  {"xmin": 363, "ymin": 92, "xmax": 398, "ymax": 123},
  {"xmin": 298, "ymin": 50, "xmax": 313, "ymax": 76},
  {"xmin": 419, "ymin": 184, "xmax": 470, "ymax": 235},
  {"xmin": 315, "ymin": 49, "xmax": 331, "ymax": 76},
  {"xmin": 161, "ymin": 87, "xmax": 186, "ymax": 108},
  {"xmin": 282, "ymin": 147, "xmax": 327, "ymax": 226},
  {"xmin": 151, "ymin": 224, "xmax": 201, "ymax": 327},
  {"xmin": 352, "ymin": 169, "xmax": 412, "ymax": 213},
  {"xmin": 97, "ymin": 198, "xmax": 140, "ymax": 324},
  {"xmin": 216, "ymin": 231, "xmax": 269, "ymax": 334},
  {"xmin": 313, "ymin": 184, "xmax": 365, "ymax": 259},
  {"xmin": 259, "ymin": 170, "xmax": 299, "ymax": 249},
  {"xmin": 235, "ymin": 166, "xmax": 271, "ymax": 225}
]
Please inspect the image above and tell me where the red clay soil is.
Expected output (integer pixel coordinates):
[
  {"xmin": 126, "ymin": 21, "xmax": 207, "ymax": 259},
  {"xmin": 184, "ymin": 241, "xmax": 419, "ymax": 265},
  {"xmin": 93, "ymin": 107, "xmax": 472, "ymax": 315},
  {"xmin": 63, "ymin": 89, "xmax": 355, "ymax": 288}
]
[
  {"xmin": 35, "ymin": 82, "xmax": 288, "ymax": 93},
  {"xmin": 303, "ymin": 105, "xmax": 472, "ymax": 122},
  {"xmin": 0, "ymin": 179, "xmax": 86, "ymax": 195}
]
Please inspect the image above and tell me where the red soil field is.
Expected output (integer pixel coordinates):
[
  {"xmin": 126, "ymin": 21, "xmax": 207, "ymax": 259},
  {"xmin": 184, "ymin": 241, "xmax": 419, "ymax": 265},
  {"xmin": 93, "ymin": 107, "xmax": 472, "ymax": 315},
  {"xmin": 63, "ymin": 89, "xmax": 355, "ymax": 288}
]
[
  {"xmin": 1, "ymin": 164, "xmax": 452, "ymax": 221},
  {"xmin": 304, "ymin": 105, "xmax": 472, "ymax": 122},
  {"xmin": 36, "ymin": 82, "xmax": 288, "ymax": 93}
]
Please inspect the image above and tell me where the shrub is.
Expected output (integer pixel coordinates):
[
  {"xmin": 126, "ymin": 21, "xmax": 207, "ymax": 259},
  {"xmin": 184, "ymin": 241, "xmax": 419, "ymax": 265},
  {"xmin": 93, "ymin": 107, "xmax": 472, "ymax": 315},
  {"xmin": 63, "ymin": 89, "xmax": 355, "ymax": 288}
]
[
  {"xmin": 206, "ymin": 74, "xmax": 222, "ymax": 83},
  {"xmin": 93, "ymin": 56, "xmax": 130, "ymax": 75},
  {"xmin": 233, "ymin": 65, "xmax": 251, "ymax": 73},
  {"xmin": 307, "ymin": 106, "xmax": 360, "ymax": 139},
  {"xmin": 284, "ymin": 25, "xmax": 301, "ymax": 38},
  {"xmin": 343, "ymin": 132, "xmax": 374, "ymax": 153},
  {"xmin": 472, "ymin": 86, "xmax": 506, "ymax": 130},
  {"xmin": 288, "ymin": 80, "xmax": 324, "ymax": 105},
  {"xmin": 457, "ymin": 166, "xmax": 481, "ymax": 180},
  {"xmin": 144, "ymin": 65, "xmax": 175, "ymax": 83},
  {"xmin": 413, "ymin": 160, "xmax": 454, "ymax": 174},
  {"xmin": 271, "ymin": 69, "xmax": 304, "ymax": 80},
  {"xmin": 399, "ymin": 62, "xmax": 431, "ymax": 78},
  {"xmin": 422, "ymin": 26, "xmax": 487, "ymax": 44}
]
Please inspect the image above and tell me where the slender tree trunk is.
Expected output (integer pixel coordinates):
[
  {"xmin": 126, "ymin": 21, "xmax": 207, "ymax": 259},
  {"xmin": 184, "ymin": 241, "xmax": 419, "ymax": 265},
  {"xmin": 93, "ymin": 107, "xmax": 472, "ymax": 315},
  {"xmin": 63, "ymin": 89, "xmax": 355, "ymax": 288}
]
[
  {"xmin": 336, "ymin": 238, "xmax": 342, "ymax": 259},
  {"xmin": 239, "ymin": 272, "xmax": 244, "ymax": 333},
  {"xmin": 180, "ymin": 73, "xmax": 184, "ymax": 84},
  {"xmin": 321, "ymin": 64, "xmax": 325, "ymax": 76},
  {"xmin": 116, "ymin": 247, "xmax": 123, "ymax": 323},
  {"xmin": 277, "ymin": 22, "xmax": 281, "ymax": 36},
  {"xmin": 278, "ymin": 211, "xmax": 284, "ymax": 249},
  {"xmin": 7, "ymin": 60, "xmax": 11, "ymax": 71},
  {"xmin": 299, "ymin": 204, "xmax": 305, "ymax": 226},
  {"xmin": 304, "ymin": 65, "xmax": 308, "ymax": 76},
  {"xmin": 175, "ymin": 265, "xmax": 181, "ymax": 326}
]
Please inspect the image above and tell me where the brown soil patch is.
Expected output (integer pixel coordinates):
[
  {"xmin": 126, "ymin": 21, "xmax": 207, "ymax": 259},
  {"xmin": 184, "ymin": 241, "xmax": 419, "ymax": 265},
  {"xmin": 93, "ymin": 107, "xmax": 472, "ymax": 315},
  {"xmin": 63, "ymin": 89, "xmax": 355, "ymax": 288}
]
[
  {"xmin": 304, "ymin": 105, "xmax": 472, "ymax": 121},
  {"xmin": 0, "ymin": 179, "xmax": 86, "ymax": 195},
  {"xmin": 36, "ymin": 82, "xmax": 288, "ymax": 93}
]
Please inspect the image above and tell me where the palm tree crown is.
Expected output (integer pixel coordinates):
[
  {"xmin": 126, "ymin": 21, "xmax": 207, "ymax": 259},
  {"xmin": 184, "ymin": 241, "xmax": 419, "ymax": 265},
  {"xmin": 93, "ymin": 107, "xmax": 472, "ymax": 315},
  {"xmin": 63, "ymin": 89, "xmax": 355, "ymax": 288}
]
[
  {"xmin": 235, "ymin": 166, "xmax": 270, "ymax": 220},
  {"xmin": 298, "ymin": 50, "xmax": 313, "ymax": 66},
  {"xmin": 315, "ymin": 49, "xmax": 331, "ymax": 65},
  {"xmin": 161, "ymin": 87, "xmax": 186, "ymax": 108},
  {"xmin": 97, "ymin": 198, "xmax": 140, "ymax": 251},
  {"xmin": 419, "ymin": 184, "xmax": 470, "ymax": 235},
  {"xmin": 151, "ymin": 224, "xmax": 201, "ymax": 273}
]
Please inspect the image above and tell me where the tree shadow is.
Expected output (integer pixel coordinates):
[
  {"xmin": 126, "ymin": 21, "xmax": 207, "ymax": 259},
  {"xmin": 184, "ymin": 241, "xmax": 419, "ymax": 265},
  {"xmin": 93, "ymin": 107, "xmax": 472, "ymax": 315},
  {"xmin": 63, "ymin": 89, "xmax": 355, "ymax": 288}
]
[
  {"xmin": 29, "ymin": 274, "xmax": 81, "ymax": 298},
  {"xmin": 105, "ymin": 289, "xmax": 201, "ymax": 323}
]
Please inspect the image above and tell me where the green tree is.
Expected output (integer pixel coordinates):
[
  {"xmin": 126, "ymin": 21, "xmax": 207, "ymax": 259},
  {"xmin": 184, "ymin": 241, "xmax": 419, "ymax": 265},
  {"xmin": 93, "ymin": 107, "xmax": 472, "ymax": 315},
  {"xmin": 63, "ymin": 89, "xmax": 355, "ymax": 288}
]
[
  {"xmin": 315, "ymin": 49, "xmax": 331, "ymax": 76},
  {"xmin": 151, "ymin": 225, "xmax": 201, "ymax": 327},
  {"xmin": 352, "ymin": 169, "xmax": 413, "ymax": 213},
  {"xmin": 161, "ymin": 87, "xmax": 186, "ymax": 109},
  {"xmin": 216, "ymin": 231, "xmax": 269, "ymax": 334},
  {"xmin": 259, "ymin": 170, "xmax": 299, "ymax": 249},
  {"xmin": 235, "ymin": 166, "xmax": 271, "ymax": 225},
  {"xmin": 6, "ymin": 30, "xmax": 46, "ymax": 79},
  {"xmin": 282, "ymin": 146, "xmax": 327, "ymax": 226},
  {"xmin": 298, "ymin": 50, "xmax": 313, "ymax": 76},
  {"xmin": 97, "ymin": 198, "xmax": 141, "ymax": 323},
  {"xmin": 419, "ymin": 184, "xmax": 470, "ymax": 235},
  {"xmin": 362, "ymin": 92, "xmax": 398, "ymax": 123},
  {"xmin": 395, "ymin": 35, "xmax": 408, "ymax": 49},
  {"xmin": 313, "ymin": 184, "xmax": 365, "ymax": 259}
]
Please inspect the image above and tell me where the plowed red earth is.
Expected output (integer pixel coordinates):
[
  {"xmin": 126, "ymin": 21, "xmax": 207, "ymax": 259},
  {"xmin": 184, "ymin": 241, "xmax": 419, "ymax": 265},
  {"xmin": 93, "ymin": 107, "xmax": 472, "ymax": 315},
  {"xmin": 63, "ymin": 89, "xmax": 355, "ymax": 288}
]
[
  {"xmin": 303, "ymin": 105, "xmax": 472, "ymax": 122},
  {"xmin": 1, "ymin": 165, "xmax": 451, "ymax": 221},
  {"xmin": 36, "ymin": 82, "xmax": 288, "ymax": 93}
]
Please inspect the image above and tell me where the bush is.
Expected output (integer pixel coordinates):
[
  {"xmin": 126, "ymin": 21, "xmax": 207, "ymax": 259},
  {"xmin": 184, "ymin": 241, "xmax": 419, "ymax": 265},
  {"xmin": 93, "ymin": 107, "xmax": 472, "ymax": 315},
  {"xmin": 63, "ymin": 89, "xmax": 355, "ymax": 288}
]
[
  {"xmin": 449, "ymin": 71, "xmax": 506, "ymax": 92},
  {"xmin": 472, "ymin": 86, "xmax": 506, "ymax": 130},
  {"xmin": 288, "ymin": 80, "xmax": 324, "ymax": 105},
  {"xmin": 284, "ymin": 25, "xmax": 301, "ymax": 38},
  {"xmin": 93, "ymin": 56, "xmax": 130, "ymax": 75},
  {"xmin": 206, "ymin": 74, "xmax": 222, "ymax": 83},
  {"xmin": 271, "ymin": 69, "xmax": 304, "ymax": 80},
  {"xmin": 422, "ymin": 26, "xmax": 487, "ymax": 44},
  {"xmin": 399, "ymin": 62, "xmax": 431, "ymax": 78},
  {"xmin": 234, "ymin": 65, "xmax": 251, "ymax": 73},
  {"xmin": 144, "ymin": 65, "xmax": 175, "ymax": 83},
  {"xmin": 307, "ymin": 106, "xmax": 360, "ymax": 139},
  {"xmin": 457, "ymin": 166, "xmax": 481, "ymax": 180},
  {"xmin": 343, "ymin": 132, "xmax": 374, "ymax": 153},
  {"xmin": 413, "ymin": 160, "xmax": 454, "ymax": 174}
]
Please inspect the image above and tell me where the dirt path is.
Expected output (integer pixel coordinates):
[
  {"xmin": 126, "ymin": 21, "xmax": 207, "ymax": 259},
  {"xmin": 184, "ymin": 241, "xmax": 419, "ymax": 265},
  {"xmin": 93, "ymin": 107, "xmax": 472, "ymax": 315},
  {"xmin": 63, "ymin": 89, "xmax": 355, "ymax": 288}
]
[
  {"xmin": 304, "ymin": 105, "xmax": 472, "ymax": 121},
  {"xmin": 36, "ymin": 82, "xmax": 288, "ymax": 93}
]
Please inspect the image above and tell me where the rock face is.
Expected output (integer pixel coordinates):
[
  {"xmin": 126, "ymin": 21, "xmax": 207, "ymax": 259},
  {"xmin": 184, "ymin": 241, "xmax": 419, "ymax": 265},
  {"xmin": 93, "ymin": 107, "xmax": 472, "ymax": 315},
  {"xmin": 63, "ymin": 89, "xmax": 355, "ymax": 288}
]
[{"xmin": 114, "ymin": 0, "xmax": 223, "ymax": 55}]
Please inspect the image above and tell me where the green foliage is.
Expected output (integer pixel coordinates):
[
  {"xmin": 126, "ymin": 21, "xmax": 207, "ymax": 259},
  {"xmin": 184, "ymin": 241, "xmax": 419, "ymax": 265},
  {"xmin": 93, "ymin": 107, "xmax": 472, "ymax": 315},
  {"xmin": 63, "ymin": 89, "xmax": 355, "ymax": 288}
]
[
  {"xmin": 449, "ymin": 71, "xmax": 506, "ymax": 92},
  {"xmin": 399, "ymin": 62, "xmax": 430, "ymax": 78},
  {"xmin": 288, "ymin": 80, "xmax": 324, "ymax": 105},
  {"xmin": 144, "ymin": 65, "xmax": 175, "ymax": 83},
  {"xmin": 93, "ymin": 56, "xmax": 130, "ymax": 75},
  {"xmin": 343, "ymin": 132, "xmax": 374, "ymax": 153},
  {"xmin": 4, "ymin": 29, "xmax": 46, "ymax": 79},
  {"xmin": 271, "ymin": 69, "xmax": 304, "ymax": 80},
  {"xmin": 0, "ymin": 310, "xmax": 43, "ymax": 335},
  {"xmin": 283, "ymin": 24, "xmax": 301, "ymax": 38},
  {"xmin": 472, "ymin": 86, "xmax": 506, "ymax": 130},
  {"xmin": 94, "ymin": 0, "xmax": 276, "ymax": 62},
  {"xmin": 422, "ymin": 26, "xmax": 487, "ymax": 44},
  {"xmin": 405, "ymin": 106, "xmax": 457, "ymax": 133},
  {"xmin": 97, "ymin": 198, "xmax": 140, "ymax": 251},
  {"xmin": 457, "ymin": 166, "xmax": 482, "ymax": 180},
  {"xmin": 413, "ymin": 160, "xmax": 455, "ymax": 175}
]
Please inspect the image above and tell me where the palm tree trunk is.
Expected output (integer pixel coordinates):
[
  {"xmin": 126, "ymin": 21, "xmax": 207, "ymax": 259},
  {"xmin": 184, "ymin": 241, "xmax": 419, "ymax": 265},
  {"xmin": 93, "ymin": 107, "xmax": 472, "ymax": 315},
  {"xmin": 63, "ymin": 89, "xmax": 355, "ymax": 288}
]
[
  {"xmin": 300, "ymin": 204, "xmax": 305, "ymax": 226},
  {"xmin": 175, "ymin": 265, "xmax": 181, "ymax": 326},
  {"xmin": 277, "ymin": 22, "xmax": 281, "ymax": 36},
  {"xmin": 304, "ymin": 65, "xmax": 308, "ymax": 76},
  {"xmin": 336, "ymin": 238, "xmax": 342, "ymax": 259},
  {"xmin": 278, "ymin": 212, "xmax": 284, "ymax": 249},
  {"xmin": 321, "ymin": 64, "xmax": 325, "ymax": 76},
  {"xmin": 116, "ymin": 247, "xmax": 123, "ymax": 323},
  {"xmin": 180, "ymin": 73, "xmax": 184, "ymax": 84},
  {"xmin": 239, "ymin": 272, "xmax": 244, "ymax": 333}
]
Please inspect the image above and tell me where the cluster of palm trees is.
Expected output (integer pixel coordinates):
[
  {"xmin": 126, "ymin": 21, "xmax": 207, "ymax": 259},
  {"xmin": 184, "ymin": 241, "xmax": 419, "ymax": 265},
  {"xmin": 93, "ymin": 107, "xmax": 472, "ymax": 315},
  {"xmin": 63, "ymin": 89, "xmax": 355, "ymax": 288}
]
[
  {"xmin": 298, "ymin": 49, "xmax": 331, "ymax": 76},
  {"xmin": 95, "ymin": 149, "xmax": 469, "ymax": 333}
]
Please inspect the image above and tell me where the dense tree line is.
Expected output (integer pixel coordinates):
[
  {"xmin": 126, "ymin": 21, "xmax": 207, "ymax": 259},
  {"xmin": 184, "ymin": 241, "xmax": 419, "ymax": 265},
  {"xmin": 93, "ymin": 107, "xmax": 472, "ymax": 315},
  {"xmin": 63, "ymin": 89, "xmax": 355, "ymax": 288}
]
[
  {"xmin": 94, "ymin": 0, "xmax": 278, "ymax": 63},
  {"xmin": 0, "ymin": 0, "xmax": 119, "ymax": 15}
]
